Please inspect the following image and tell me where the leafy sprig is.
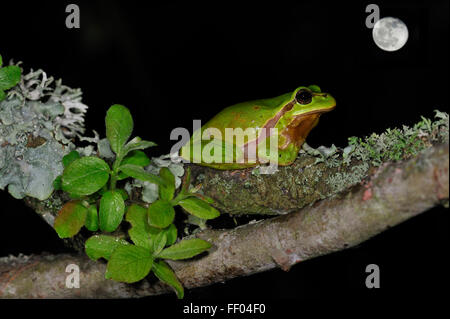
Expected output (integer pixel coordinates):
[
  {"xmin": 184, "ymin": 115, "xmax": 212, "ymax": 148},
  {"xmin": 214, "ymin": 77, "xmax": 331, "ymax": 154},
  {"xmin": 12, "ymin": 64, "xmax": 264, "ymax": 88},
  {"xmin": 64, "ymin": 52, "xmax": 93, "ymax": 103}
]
[
  {"xmin": 53, "ymin": 104, "xmax": 219, "ymax": 298},
  {"xmin": 0, "ymin": 55, "xmax": 21, "ymax": 101}
]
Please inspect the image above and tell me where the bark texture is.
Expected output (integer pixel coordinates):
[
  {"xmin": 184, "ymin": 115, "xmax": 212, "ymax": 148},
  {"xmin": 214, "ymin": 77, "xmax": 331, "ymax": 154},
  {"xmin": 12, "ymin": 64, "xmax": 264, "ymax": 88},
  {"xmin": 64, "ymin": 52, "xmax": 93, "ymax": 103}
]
[
  {"xmin": 188, "ymin": 155, "xmax": 361, "ymax": 215},
  {"xmin": 0, "ymin": 143, "xmax": 447, "ymax": 298}
]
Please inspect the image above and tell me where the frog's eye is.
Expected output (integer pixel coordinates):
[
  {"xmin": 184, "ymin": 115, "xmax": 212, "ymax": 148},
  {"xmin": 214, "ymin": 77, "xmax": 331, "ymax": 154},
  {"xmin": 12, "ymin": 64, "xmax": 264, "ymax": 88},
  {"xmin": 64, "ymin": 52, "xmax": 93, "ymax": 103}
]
[{"xmin": 295, "ymin": 89, "xmax": 312, "ymax": 105}]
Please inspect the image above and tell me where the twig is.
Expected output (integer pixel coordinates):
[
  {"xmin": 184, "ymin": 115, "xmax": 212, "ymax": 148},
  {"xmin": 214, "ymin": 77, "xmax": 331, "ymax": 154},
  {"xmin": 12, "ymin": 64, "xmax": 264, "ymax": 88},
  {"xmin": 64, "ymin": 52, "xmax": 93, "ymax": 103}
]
[{"xmin": 0, "ymin": 143, "xmax": 447, "ymax": 298}]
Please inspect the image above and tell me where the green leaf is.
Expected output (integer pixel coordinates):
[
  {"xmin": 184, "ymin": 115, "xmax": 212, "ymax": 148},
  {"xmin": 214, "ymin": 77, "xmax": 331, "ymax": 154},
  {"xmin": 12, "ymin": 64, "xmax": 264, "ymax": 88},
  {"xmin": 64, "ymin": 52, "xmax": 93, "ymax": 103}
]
[
  {"xmin": 126, "ymin": 204, "xmax": 156, "ymax": 250},
  {"xmin": 85, "ymin": 235, "xmax": 130, "ymax": 261},
  {"xmin": 193, "ymin": 193, "xmax": 215, "ymax": 205},
  {"xmin": 153, "ymin": 231, "xmax": 167, "ymax": 255},
  {"xmin": 99, "ymin": 190, "xmax": 125, "ymax": 232},
  {"xmin": 61, "ymin": 156, "xmax": 110, "ymax": 196},
  {"xmin": 158, "ymin": 238, "xmax": 212, "ymax": 260},
  {"xmin": 151, "ymin": 225, "xmax": 177, "ymax": 251},
  {"xmin": 126, "ymin": 205, "xmax": 176, "ymax": 251},
  {"xmin": 85, "ymin": 205, "xmax": 99, "ymax": 231},
  {"xmin": 117, "ymin": 151, "xmax": 151, "ymax": 180},
  {"xmin": 106, "ymin": 104, "xmax": 133, "ymax": 155},
  {"xmin": 0, "ymin": 90, "xmax": 5, "ymax": 101},
  {"xmin": 0, "ymin": 55, "xmax": 3, "ymax": 67},
  {"xmin": 106, "ymin": 245, "xmax": 153, "ymax": 283},
  {"xmin": 147, "ymin": 199, "xmax": 175, "ymax": 229},
  {"xmin": 117, "ymin": 172, "xmax": 128, "ymax": 181},
  {"xmin": 164, "ymin": 223, "xmax": 178, "ymax": 246},
  {"xmin": 178, "ymin": 197, "xmax": 220, "ymax": 220},
  {"xmin": 0, "ymin": 65, "xmax": 21, "ymax": 90},
  {"xmin": 53, "ymin": 175, "xmax": 62, "ymax": 190},
  {"xmin": 54, "ymin": 201, "xmax": 88, "ymax": 238},
  {"xmin": 68, "ymin": 193, "xmax": 83, "ymax": 200},
  {"xmin": 119, "ymin": 164, "xmax": 164, "ymax": 186},
  {"xmin": 122, "ymin": 150, "xmax": 150, "ymax": 166},
  {"xmin": 116, "ymin": 188, "xmax": 129, "ymax": 201},
  {"xmin": 152, "ymin": 260, "xmax": 184, "ymax": 299},
  {"xmin": 62, "ymin": 150, "xmax": 80, "ymax": 167},
  {"xmin": 159, "ymin": 167, "xmax": 175, "ymax": 201},
  {"xmin": 122, "ymin": 136, "xmax": 156, "ymax": 156}
]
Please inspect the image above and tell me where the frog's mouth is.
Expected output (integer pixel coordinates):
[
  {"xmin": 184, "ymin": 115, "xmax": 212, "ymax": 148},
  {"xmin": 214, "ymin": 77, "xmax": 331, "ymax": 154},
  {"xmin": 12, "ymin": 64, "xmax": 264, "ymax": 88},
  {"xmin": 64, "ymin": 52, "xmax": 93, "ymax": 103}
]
[
  {"xmin": 241, "ymin": 101, "xmax": 335, "ymax": 159},
  {"xmin": 291, "ymin": 104, "xmax": 335, "ymax": 117},
  {"xmin": 280, "ymin": 113, "xmax": 321, "ymax": 149},
  {"xmin": 280, "ymin": 104, "xmax": 335, "ymax": 149}
]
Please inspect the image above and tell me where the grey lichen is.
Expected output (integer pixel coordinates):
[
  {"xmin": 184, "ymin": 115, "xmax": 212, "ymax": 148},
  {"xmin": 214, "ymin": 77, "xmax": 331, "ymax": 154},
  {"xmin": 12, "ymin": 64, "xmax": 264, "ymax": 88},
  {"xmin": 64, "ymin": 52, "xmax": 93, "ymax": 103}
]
[
  {"xmin": 344, "ymin": 110, "xmax": 449, "ymax": 166},
  {"xmin": 302, "ymin": 110, "xmax": 448, "ymax": 170},
  {"xmin": 321, "ymin": 111, "xmax": 449, "ymax": 194},
  {"xmin": 0, "ymin": 65, "xmax": 88, "ymax": 200},
  {"xmin": 325, "ymin": 162, "xmax": 370, "ymax": 194}
]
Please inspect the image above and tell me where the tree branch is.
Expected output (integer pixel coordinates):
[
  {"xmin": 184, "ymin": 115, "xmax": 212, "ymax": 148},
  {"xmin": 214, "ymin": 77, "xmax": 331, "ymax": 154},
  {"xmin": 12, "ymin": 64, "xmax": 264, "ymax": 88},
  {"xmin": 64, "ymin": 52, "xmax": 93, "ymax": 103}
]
[{"xmin": 1, "ymin": 142, "xmax": 447, "ymax": 298}]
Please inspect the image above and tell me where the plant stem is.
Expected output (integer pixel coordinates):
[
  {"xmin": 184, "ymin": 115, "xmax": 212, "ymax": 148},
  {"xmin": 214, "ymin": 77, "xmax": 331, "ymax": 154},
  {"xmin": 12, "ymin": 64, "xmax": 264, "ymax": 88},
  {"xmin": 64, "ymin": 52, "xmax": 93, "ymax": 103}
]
[
  {"xmin": 110, "ymin": 153, "xmax": 123, "ymax": 190},
  {"xmin": 171, "ymin": 191, "xmax": 189, "ymax": 206},
  {"xmin": 110, "ymin": 174, "xmax": 117, "ymax": 190}
]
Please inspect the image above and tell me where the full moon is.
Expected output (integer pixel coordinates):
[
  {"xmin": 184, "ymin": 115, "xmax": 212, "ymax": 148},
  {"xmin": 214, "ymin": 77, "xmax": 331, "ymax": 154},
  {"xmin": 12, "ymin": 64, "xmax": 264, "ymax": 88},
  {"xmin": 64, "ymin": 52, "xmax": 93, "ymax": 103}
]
[{"xmin": 372, "ymin": 17, "xmax": 409, "ymax": 51}]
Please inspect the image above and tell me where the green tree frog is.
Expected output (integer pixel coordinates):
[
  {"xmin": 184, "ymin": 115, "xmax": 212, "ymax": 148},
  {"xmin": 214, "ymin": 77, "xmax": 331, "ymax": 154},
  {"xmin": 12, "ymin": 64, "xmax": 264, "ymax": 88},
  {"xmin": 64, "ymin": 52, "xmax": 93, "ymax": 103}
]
[{"xmin": 180, "ymin": 85, "xmax": 335, "ymax": 169}]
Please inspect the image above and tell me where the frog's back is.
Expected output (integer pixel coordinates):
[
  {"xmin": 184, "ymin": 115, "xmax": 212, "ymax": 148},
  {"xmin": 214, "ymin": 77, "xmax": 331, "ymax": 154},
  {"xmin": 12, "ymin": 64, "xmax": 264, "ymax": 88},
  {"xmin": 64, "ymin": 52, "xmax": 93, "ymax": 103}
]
[{"xmin": 203, "ymin": 92, "xmax": 292, "ymax": 132}]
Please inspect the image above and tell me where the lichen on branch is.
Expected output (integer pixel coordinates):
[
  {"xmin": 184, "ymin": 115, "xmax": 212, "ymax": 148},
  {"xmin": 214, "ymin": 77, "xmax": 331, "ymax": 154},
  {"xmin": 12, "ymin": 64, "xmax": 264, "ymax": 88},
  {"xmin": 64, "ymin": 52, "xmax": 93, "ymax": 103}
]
[
  {"xmin": 0, "ymin": 65, "xmax": 89, "ymax": 200},
  {"xmin": 193, "ymin": 111, "xmax": 448, "ymax": 215}
]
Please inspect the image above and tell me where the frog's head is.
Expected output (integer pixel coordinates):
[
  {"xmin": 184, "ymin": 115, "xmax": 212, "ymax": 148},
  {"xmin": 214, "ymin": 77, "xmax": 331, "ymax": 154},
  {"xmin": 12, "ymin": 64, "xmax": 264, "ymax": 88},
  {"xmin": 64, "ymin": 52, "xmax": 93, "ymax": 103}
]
[
  {"xmin": 274, "ymin": 85, "xmax": 335, "ymax": 150},
  {"xmin": 289, "ymin": 85, "xmax": 336, "ymax": 116}
]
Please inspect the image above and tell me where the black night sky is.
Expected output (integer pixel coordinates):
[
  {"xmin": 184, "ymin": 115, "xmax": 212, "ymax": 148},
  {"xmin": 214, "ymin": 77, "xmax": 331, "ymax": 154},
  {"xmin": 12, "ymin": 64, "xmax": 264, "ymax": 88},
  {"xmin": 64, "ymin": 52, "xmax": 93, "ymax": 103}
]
[{"xmin": 0, "ymin": 0, "xmax": 448, "ymax": 311}]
